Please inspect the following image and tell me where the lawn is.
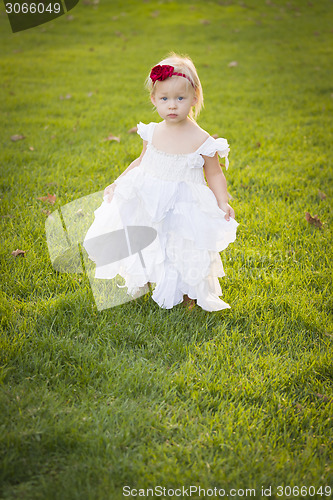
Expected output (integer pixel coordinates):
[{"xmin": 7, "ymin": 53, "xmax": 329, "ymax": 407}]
[{"xmin": 0, "ymin": 0, "xmax": 332, "ymax": 499}]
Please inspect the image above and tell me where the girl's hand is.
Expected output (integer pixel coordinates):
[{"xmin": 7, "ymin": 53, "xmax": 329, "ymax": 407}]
[
  {"xmin": 104, "ymin": 183, "xmax": 116, "ymax": 203},
  {"xmin": 218, "ymin": 201, "xmax": 235, "ymax": 221}
]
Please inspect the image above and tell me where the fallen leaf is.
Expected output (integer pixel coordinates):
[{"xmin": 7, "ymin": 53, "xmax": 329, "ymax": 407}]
[
  {"xmin": 41, "ymin": 208, "xmax": 51, "ymax": 216},
  {"xmin": 29, "ymin": 146, "xmax": 34, "ymax": 151},
  {"xmin": 67, "ymin": 15, "xmax": 74, "ymax": 21},
  {"xmin": 37, "ymin": 193, "xmax": 57, "ymax": 205},
  {"xmin": 103, "ymin": 134, "xmax": 120, "ymax": 142},
  {"xmin": 200, "ymin": 19, "xmax": 211, "ymax": 25},
  {"xmin": 318, "ymin": 190, "xmax": 327, "ymax": 200},
  {"xmin": 11, "ymin": 134, "xmax": 25, "ymax": 142},
  {"xmin": 305, "ymin": 212, "xmax": 322, "ymax": 228},
  {"xmin": 151, "ymin": 10, "xmax": 159, "ymax": 17},
  {"xmin": 314, "ymin": 393, "xmax": 329, "ymax": 401},
  {"xmin": 212, "ymin": 134, "xmax": 219, "ymax": 139},
  {"xmin": 12, "ymin": 249, "xmax": 26, "ymax": 257},
  {"xmin": 128, "ymin": 126, "xmax": 138, "ymax": 134},
  {"xmin": 256, "ymin": 142, "xmax": 261, "ymax": 147},
  {"xmin": 87, "ymin": 92, "xmax": 93, "ymax": 97},
  {"xmin": 228, "ymin": 61, "xmax": 238, "ymax": 67}
]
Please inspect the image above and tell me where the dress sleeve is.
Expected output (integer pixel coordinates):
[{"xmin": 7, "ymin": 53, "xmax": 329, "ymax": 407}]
[
  {"xmin": 200, "ymin": 136, "xmax": 230, "ymax": 169},
  {"xmin": 137, "ymin": 122, "xmax": 155, "ymax": 143}
]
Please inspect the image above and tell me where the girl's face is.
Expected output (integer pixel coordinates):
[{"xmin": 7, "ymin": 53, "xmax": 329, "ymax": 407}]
[{"xmin": 151, "ymin": 76, "xmax": 197, "ymax": 124}]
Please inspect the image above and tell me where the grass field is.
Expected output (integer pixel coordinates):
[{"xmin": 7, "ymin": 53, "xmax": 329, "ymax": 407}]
[{"xmin": 0, "ymin": 0, "xmax": 332, "ymax": 498}]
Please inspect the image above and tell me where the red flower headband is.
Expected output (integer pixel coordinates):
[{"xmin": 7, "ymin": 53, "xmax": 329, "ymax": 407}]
[{"xmin": 150, "ymin": 65, "xmax": 195, "ymax": 88}]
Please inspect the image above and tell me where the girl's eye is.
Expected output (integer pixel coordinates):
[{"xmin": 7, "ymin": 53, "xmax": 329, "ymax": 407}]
[
  {"xmin": 161, "ymin": 97, "xmax": 167, "ymax": 101},
  {"xmin": 178, "ymin": 97, "xmax": 184, "ymax": 101}
]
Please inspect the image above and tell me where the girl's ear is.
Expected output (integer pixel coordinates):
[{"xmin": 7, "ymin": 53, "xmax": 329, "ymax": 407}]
[{"xmin": 150, "ymin": 94, "xmax": 156, "ymax": 106}]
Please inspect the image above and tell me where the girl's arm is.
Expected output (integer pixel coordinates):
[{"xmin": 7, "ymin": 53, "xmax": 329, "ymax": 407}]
[
  {"xmin": 203, "ymin": 152, "xmax": 235, "ymax": 221},
  {"xmin": 104, "ymin": 140, "xmax": 148, "ymax": 202}
]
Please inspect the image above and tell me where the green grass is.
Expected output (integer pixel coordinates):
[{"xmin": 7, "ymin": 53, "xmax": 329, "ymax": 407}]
[{"xmin": 0, "ymin": 0, "xmax": 332, "ymax": 498}]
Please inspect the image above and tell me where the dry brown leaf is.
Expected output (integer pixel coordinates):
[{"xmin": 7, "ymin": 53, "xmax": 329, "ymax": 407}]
[
  {"xmin": 128, "ymin": 126, "xmax": 138, "ymax": 134},
  {"xmin": 318, "ymin": 190, "xmax": 327, "ymax": 200},
  {"xmin": 37, "ymin": 193, "xmax": 57, "ymax": 205},
  {"xmin": 256, "ymin": 142, "xmax": 261, "ymax": 147},
  {"xmin": 200, "ymin": 19, "xmax": 211, "ymax": 25},
  {"xmin": 228, "ymin": 61, "xmax": 238, "ymax": 67},
  {"xmin": 29, "ymin": 146, "xmax": 34, "ymax": 151},
  {"xmin": 12, "ymin": 249, "xmax": 26, "ymax": 257},
  {"xmin": 212, "ymin": 134, "xmax": 219, "ymax": 139},
  {"xmin": 314, "ymin": 393, "xmax": 329, "ymax": 401},
  {"xmin": 305, "ymin": 212, "xmax": 323, "ymax": 228},
  {"xmin": 103, "ymin": 134, "xmax": 120, "ymax": 142},
  {"xmin": 11, "ymin": 134, "xmax": 25, "ymax": 142}
]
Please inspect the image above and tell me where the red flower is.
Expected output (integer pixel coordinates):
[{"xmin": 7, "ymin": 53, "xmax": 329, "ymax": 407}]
[{"xmin": 150, "ymin": 65, "xmax": 174, "ymax": 83}]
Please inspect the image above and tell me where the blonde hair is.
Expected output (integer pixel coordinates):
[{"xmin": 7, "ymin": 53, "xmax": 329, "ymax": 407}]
[{"xmin": 145, "ymin": 52, "xmax": 204, "ymax": 121}]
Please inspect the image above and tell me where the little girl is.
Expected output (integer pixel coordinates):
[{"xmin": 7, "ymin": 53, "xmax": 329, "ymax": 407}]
[{"xmin": 83, "ymin": 52, "xmax": 239, "ymax": 311}]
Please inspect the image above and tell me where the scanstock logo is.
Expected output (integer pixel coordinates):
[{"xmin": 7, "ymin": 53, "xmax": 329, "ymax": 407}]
[
  {"xmin": 4, "ymin": 0, "xmax": 80, "ymax": 33},
  {"xmin": 45, "ymin": 192, "xmax": 158, "ymax": 311}
]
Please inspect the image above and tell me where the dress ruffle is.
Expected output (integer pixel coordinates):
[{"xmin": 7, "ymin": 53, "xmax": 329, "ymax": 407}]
[{"xmin": 137, "ymin": 121, "xmax": 230, "ymax": 169}]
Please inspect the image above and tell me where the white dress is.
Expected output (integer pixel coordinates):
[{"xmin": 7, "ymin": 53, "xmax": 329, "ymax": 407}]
[{"xmin": 83, "ymin": 122, "xmax": 239, "ymax": 311}]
